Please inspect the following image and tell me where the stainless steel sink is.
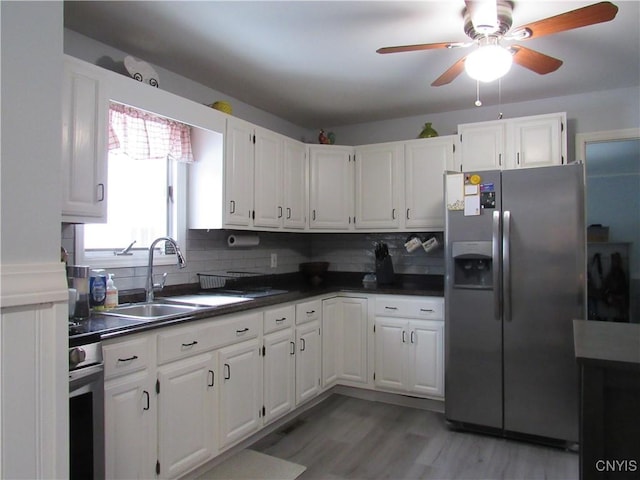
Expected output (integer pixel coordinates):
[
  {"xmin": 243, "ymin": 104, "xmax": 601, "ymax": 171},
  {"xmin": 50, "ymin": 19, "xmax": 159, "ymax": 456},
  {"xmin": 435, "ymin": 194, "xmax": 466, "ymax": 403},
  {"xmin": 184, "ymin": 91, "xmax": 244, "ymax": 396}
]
[{"xmin": 102, "ymin": 302, "xmax": 205, "ymax": 321}]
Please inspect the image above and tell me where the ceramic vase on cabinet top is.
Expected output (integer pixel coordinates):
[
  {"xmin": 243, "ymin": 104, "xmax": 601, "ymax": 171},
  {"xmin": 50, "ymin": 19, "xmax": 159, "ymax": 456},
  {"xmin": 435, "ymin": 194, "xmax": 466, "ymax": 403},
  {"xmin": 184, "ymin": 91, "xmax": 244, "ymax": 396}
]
[{"xmin": 419, "ymin": 122, "xmax": 438, "ymax": 138}]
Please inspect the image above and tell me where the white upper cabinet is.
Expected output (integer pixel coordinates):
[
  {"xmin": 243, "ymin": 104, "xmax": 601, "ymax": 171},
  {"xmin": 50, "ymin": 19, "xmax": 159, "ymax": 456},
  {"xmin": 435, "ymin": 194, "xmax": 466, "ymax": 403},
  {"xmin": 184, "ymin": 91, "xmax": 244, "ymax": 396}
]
[
  {"xmin": 282, "ymin": 139, "xmax": 307, "ymax": 229},
  {"xmin": 62, "ymin": 57, "xmax": 108, "ymax": 222},
  {"xmin": 404, "ymin": 136, "xmax": 456, "ymax": 230},
  {"xmin": 458, "ymin": 112, "xmax": 566, "ymax": 172},
  {"xmin": 254, "ymin": 132, "xmax": 307, "ymax": 230},
  {"xmin": 253, "ymin": 127, "xmax": 283, "ymax": 228},
  {"xmin": 458, "ymin": 121, "xmax": 506, "ymax": 171},
  {"xmin": 224, "ymin": 116, "xmax": 255, "ymax": 227},
  {"xmin": 509, "ymin": 113, "xmax": 565, "ymax": 169},
  {"xmin": 354, "ymin": 143, "xmax": 403, "ymax": 229},
  {"xmin": 309, "ymin": 145, "xmax": 355, "ymax": 230}
]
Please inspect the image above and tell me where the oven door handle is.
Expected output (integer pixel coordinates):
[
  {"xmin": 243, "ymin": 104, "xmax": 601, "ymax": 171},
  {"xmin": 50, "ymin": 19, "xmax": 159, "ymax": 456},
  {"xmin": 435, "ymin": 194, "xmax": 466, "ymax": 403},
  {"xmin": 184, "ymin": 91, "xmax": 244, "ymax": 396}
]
[{"xmin": 69, "ymin": 363, "xmax": 104, "ymax": 394}]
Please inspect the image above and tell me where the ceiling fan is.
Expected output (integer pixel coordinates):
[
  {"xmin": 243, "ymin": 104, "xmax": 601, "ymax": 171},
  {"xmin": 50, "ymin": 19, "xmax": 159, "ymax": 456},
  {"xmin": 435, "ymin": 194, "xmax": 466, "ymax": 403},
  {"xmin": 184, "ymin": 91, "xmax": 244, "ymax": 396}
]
[{"xmin": 377, "ymin": 1, "xmax": 618, "ymax": 86}]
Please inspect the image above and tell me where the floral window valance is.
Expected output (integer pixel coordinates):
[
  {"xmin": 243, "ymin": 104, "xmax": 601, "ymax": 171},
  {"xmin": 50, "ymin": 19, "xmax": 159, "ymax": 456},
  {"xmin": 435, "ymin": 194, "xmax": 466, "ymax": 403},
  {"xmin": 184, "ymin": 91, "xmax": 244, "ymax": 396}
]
[{"xmin": 108, "ymin": 103, "xmax": 194, "ymax": 163}]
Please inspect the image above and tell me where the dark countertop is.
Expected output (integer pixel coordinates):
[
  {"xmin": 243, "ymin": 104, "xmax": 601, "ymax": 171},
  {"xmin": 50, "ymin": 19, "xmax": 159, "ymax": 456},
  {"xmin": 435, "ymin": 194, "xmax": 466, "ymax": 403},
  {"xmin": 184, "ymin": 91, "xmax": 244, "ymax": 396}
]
[
  {"xmin": 70, "ymin": 273, "xmax": 443, "ymax": 347},
  {"xmin": 573, "ymin": 319, "xmax": 640, "ymax": 369}
]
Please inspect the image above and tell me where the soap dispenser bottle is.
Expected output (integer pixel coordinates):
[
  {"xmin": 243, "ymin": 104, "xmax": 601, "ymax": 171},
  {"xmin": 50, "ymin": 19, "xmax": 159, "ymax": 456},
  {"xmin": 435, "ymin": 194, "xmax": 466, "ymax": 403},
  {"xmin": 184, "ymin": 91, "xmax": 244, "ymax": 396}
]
[{"xmin": 105, "ymin": 273, "xmax": 119, "ymax": 309}]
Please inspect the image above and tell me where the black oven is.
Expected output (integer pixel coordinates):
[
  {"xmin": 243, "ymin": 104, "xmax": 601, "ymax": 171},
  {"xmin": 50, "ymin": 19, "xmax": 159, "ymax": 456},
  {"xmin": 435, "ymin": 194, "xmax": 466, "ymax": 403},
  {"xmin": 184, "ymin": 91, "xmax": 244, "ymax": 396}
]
[{"xmin": 69, "ymin": 341, "xmax": 105, "ymax": 479}]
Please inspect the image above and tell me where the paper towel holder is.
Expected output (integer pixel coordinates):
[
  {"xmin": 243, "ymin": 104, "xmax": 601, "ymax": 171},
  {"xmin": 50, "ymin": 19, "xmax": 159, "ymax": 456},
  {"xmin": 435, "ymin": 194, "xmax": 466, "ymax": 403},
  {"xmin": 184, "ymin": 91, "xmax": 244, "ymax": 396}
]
[{"xmin": 227, "ymin": 233, "xmax": 260, "ymax": 248}]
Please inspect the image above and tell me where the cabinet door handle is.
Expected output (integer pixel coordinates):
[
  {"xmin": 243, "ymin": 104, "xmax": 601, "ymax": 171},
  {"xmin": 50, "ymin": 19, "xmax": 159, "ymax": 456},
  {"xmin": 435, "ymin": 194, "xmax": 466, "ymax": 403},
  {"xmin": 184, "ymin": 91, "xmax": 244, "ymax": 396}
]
[
  {"xmin": 306, "ymin": 310, "xmax": 315, "ymax": 315},
  {"xmin": 224, "ymin": 363, "xmax": 231, "ymax": 380},
  {"xmin": 406, "ymin": 208, "xmax": 410, "ymax": 220},
  {"xmin": 181, "ymin": 341, "xmax": 198, "ymax": 347},
  {"xmin": 410, "ymin": 331, "xmax": 416, "ymax": 344},
  {"xmin": 236, "ymin": 327, "xmax": 249, "ymax": 334},
  {"xmin": 117, "ymin": 355, "xmax": 138, "ymax": 362},
  {"xmin": 498, "ymin": 153, "xmax": 502, "ymax": 167},
  {"xmin": 290, "ymin": 341, "xmax": 296, "ymax": 355},
  {"xmin": 517, "ymin": 152, "xmax": 520, "ymax": 165},
  {"xmin": 402, "ymin": 330, "xmax": 407, "ymax": 343},
  {"xmin": 312, "ymin": 209, "xmax": 316, "ymax": 221},
  {"xmin": 392, "ymin": 208, "xmax": 396, "ymax": 219},
  {"xmin": 384, "ymin": 306, "xmax": 398, "ymax": 310},
  {"xmin": 278, "ymin": 206, "xmax": 283, "ymax": 218},
  {"xmin": 229, "ymin": 200, "xmax": 236, "ymax": 214},
  {"xmin": 276, "ymin": 317, "xmax": 286, "ymax": 323},
  {"xmin": 287, "ymin": 207, "xmax": 292, "ymax": 219},
  {"xmin": 208, "ymin": 370, "xmax": 215, "ymax": 387},
  {"xmin": 97, "ymin": 183, "xmax": 105, "ymax": 202},
  {"xmin": 142, "ymin": 390, "xmax": 150, "ymax": 411},
  {"xmin": 420, "ymin": 308, "xmax": 434, "ymax": 313},
  {"xmin": 300, "ymin": 338, "xmax": 306, "ymax": 352}
]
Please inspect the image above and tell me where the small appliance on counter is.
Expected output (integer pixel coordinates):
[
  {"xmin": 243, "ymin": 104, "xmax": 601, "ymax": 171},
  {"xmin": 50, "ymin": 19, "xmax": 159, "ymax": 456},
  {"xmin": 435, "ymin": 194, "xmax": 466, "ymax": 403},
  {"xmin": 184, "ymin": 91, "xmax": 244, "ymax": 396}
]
[
  {"xmin": 374, "ymin": 242, "xmax": 394, "ymax": 284},
  {"xmin": 67, "ymin": 265, "xmax": 91, "ymax": 320}
]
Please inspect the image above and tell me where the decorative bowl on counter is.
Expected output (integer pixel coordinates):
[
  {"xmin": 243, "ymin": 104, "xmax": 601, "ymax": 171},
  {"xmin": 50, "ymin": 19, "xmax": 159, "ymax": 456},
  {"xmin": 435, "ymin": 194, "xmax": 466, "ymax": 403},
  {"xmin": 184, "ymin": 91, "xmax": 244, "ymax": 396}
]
[{"xmin": 299, "ymin": 262, "xmax": 329, "ymax": 286}]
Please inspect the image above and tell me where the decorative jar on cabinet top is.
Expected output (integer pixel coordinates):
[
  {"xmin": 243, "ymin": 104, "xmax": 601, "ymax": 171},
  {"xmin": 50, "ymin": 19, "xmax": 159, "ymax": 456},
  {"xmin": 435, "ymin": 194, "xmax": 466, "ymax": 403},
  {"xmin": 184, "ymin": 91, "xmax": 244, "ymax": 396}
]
[{"xmin": 419, "ymin": 122, "xmax": 438, "ymax": 138}]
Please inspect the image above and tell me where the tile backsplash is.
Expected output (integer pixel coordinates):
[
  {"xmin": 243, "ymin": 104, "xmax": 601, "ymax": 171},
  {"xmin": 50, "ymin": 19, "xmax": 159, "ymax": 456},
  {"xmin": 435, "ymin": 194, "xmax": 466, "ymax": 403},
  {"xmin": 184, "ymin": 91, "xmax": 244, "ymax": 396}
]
[{"xmin": 61, "ymin": 224, "xmax": 444, "ymax": 291}]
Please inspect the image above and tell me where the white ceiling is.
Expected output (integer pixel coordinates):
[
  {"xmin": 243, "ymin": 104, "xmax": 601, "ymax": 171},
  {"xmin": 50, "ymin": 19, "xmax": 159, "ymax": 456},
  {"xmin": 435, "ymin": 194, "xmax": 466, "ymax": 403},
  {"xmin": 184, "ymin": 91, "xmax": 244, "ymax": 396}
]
[{"xmin": 64, "ymin": 1, "xmax": 640, "ymax": 128}]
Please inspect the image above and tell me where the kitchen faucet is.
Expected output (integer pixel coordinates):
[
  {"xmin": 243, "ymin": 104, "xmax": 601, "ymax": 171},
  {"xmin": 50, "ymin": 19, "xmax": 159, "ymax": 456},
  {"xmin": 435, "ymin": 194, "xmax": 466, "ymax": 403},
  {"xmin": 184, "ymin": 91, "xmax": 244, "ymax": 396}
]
[{"xmin": 146, "ymin": 237, "xmax": 187, "ymax": 303}]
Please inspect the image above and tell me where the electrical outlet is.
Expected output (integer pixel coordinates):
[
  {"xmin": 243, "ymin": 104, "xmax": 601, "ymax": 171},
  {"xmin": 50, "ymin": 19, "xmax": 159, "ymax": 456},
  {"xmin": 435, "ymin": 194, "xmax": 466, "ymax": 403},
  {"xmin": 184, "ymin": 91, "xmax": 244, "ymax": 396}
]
[{"xmin": 270, "ymin": 253, "xmax": 277, "ymax": 268}]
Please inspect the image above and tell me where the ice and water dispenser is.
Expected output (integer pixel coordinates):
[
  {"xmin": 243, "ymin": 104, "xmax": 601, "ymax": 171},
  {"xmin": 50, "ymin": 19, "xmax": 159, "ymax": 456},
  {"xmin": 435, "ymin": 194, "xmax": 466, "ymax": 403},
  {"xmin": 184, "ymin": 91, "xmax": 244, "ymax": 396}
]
[{"xmin": 451, "ymin": 241, "xmax": 493, "ymax": 289}]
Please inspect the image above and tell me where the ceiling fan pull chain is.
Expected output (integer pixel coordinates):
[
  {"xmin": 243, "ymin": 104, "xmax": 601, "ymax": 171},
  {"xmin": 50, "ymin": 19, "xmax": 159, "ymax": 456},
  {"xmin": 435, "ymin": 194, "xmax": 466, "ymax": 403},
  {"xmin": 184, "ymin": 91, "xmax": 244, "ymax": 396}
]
[
  {"xmin": 475, "ymin": 80, "xmax": 482, "ymax": 107},
  {"xmin": 498, "ymin": 78, "xmax": 503, "ymax": 119}
]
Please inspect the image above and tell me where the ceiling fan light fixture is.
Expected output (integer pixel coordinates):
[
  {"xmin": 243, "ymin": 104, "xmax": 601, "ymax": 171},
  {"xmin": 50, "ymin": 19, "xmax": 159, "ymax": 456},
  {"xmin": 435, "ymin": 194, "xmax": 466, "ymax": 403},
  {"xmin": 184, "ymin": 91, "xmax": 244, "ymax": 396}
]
[{"xmin": 465, "ymin": 44, "xmax": 513, "ymax": 83}]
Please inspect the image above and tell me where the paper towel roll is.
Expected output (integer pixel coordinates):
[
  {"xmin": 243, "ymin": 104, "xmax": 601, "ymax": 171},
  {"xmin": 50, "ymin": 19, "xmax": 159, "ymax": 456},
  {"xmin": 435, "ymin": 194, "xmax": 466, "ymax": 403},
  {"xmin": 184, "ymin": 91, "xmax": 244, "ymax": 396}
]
[{"xmin": 227, "ymin": 234, "xmax": 260, "ymax": 248}]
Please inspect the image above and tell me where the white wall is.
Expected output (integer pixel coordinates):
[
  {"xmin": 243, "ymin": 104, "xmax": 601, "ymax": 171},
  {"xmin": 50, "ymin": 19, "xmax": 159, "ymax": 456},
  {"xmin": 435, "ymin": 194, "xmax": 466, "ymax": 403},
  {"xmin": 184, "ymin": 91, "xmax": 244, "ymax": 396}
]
[
  {"xmin": 64, "ymin": 29, "xmax": 316, "ymax": 144},
  {"xmin": 2, "ymin": 3, "xmax": 64, "ymax": 264},
  {"xmin": 1, "ymin": 2, "xmax": 69, "ymax": 479},
  {"xmin": 327, "ymin": 87, "xmax": 640, "ymax": 154}
]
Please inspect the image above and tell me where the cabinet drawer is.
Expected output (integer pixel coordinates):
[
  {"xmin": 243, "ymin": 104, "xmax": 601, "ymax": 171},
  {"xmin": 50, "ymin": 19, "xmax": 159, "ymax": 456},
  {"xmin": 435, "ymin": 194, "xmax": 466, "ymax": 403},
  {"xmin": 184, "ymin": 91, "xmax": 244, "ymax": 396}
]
[
  {"xmin": 157, "ymin": 324, "xmax": 212, "ymax": 365},
  {"xmin": 375, "ymin": 296, "xmax": 444, "ymax": 320},
  {"xmin": 203, "ymin": 311, "xmax": 262, "ymax": 351},
  {"xmin": 104, "ymin": 334, "xmax": 153, "ymax": 379},
  {"xmin": 264, "ymin": 304, "xmax": 295, "ymax": 334},
  {"xmin": 295, "ymin": 299, "xmax": 322, "ymax": 325}
]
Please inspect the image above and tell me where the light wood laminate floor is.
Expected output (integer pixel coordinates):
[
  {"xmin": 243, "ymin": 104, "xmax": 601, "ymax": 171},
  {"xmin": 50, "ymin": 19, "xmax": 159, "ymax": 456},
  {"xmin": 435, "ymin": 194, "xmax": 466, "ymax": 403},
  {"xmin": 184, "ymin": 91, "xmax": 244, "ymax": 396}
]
[{"xmin": 251, "ymin": 394, "xmax": 578, "ymax": 480}]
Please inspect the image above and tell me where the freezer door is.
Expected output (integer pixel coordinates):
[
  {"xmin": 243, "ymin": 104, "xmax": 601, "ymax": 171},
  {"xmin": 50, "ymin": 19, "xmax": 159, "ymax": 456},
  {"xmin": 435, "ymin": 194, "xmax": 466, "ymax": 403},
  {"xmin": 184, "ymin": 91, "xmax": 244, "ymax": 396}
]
[
  {"xmin": 445, "ymin": 170, "xmax": 503, "ymax": 429},
  {"xmin": 501, "ymin": 164, "xmax": 585, "ymax": 442}
]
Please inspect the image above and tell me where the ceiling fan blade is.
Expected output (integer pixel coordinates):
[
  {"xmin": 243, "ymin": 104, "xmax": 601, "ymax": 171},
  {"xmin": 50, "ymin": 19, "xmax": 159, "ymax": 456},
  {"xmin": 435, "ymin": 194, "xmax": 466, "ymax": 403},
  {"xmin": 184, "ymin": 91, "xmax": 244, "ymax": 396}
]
[
  {"xmin": 510, "ymin": 45, "xmax": 563, "ymax": 75},
  {"xmin": 509, "ymin": 1, "xmax": 618, "ymax": 40},
  {"xmin": 377, "ymin": 42, "xmax": 467, "ymax": 54},
  {"xmin": 431, "ymin": 56, "xmax": 467, "ymax": 87}
]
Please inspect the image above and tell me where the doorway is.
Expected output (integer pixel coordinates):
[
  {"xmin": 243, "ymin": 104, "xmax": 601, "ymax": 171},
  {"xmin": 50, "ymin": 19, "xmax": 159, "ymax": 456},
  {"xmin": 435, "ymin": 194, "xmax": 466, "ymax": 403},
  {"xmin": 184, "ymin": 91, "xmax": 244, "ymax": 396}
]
[{"xmin": 576, "ymin": 129, "xmax": 640, "ymax": 322}]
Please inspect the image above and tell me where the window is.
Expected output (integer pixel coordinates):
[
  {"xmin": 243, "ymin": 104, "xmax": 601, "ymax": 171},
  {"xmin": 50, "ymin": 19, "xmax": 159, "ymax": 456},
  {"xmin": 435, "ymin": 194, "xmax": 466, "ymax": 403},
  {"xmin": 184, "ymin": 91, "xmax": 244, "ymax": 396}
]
[{"xmin": 76, "ymin": 103, "xmax": 191, "ymax": 268}]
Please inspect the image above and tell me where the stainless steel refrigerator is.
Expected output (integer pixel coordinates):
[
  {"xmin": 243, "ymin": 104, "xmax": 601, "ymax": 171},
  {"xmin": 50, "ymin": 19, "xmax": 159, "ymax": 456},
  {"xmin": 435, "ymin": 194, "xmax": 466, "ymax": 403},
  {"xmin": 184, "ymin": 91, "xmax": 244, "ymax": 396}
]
[{"xmin": 444, "ymin": 164, "xmax": 586, "ymax": 443}]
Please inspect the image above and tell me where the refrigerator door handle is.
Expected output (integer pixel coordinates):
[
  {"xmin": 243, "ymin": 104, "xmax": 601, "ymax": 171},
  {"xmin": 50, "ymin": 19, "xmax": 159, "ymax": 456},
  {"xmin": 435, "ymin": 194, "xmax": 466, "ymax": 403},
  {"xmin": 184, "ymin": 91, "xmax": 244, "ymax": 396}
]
[
  {"xmin": 503, "ymin": 210, "xmax": 511, "ymax": 322},
  {"xmin": 492, "ymin": 210, "xmax": 502, "ymax": 320}
]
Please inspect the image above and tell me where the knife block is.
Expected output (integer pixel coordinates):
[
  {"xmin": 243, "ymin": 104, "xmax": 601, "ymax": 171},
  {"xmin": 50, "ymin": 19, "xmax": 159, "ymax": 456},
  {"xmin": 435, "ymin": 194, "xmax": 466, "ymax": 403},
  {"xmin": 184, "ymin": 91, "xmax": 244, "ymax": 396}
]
[{"xmin": 375, "ymin": 256, "xmax": 395, "ymax": 285}]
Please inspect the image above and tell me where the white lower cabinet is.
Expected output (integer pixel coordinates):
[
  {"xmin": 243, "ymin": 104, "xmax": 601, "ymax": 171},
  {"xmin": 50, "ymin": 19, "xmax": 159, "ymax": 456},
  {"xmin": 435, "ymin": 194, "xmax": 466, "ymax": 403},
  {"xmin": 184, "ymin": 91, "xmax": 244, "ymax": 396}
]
[
  {"xmin": 263, "ymin": 305, "xmax": 296, "ymax": 425},
  {"xmin": 374, "ymin": 296, "xmax": 445, "ymax": 398},
  {"xmin": 218, "ymin": 338, "xmax": 263, "ymax": 448},
  {"xmin": 104, "ymin": 369, "xmax": 156, "ymax": 479},
  {"xmin": 156, "ymin": 352, "xmax": 217, "ymax": 479},
  {"xmin": 103, "ymin": 294, "xmax": 444, "ymax": 479},
  {"xmin": 295, "ymin": 319, "xmax": 321, "ymax": 405},
  {"xmin": 103, "ymin": 334, "xmax": 156, "ymax": 479},
  {"xmin": 322, "ymin": 296, "xmax": 368, "ymax": 387},
  {"xmin": 295, "ymin": 299, "xmax": 322, "ymax": 405},
  {"xmin": 374, "ymin": 318, "xmax": 444, "ymax": 397}
]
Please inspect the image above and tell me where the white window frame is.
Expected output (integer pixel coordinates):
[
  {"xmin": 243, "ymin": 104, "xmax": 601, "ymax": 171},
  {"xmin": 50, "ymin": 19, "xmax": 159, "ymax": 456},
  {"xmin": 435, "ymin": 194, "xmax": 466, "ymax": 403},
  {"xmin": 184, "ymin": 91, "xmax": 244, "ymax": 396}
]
[{"xmin": 75, "ymin": 160, "xmax": 188, "ymax": 269}]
